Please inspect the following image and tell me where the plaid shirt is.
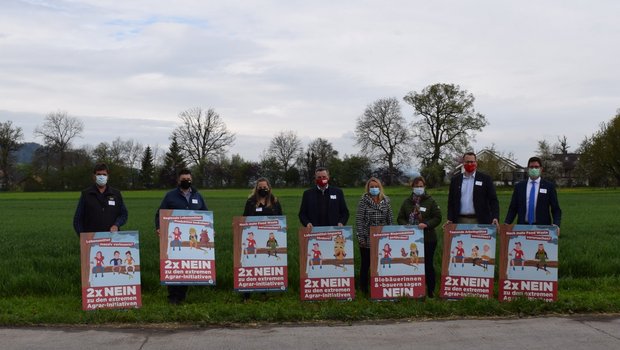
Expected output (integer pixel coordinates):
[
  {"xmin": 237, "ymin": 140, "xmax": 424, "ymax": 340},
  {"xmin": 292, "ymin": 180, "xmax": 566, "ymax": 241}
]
[{"xmin": 355, "ymin": 193, "xmax": 393, "ymax": 248}]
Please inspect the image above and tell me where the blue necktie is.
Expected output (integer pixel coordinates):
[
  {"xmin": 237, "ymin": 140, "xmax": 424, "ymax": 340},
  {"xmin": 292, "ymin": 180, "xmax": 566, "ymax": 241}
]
[{"xmin": 528, "ymin": 181, "xmax": 536, "ymax": 224}]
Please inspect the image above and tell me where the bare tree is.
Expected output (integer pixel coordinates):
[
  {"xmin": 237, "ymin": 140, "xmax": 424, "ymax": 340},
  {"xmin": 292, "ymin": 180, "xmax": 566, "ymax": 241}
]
[
  {"xmin": 308, "ymin": 137, "xmax": 339, "ymax": 168},
  {"xmin": 34, "ymin": 111, "xmax": 84, "ymax": 188},
  {"xmin": 0, "ymin": 121, "xmax": 24, "ymax": 190},
  {"xmin": 265, "ymin": 130, "xmax": 302, "ymax": 186},
  {"xmin": 403, "ymin": 83, "xmax": 487, "ymax": 169},
  {"xmin": 172, "ymin": 107, "xmax": 235, "ymax": 185},
  {"xmin": 355, "ymin": 97, "xmax": 410, "ymax": 185}
]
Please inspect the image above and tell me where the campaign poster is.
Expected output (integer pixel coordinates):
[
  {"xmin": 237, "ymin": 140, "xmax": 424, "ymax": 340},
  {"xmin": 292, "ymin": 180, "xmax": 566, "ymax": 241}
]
[
  {"xmin": 299, "ymin": 226, "xmax": 355, "ymax": 301},
  {"xmin": 369, "ymin": 225, "xmax": 426, "ymax": 300},
  {"xmin": 159, "ymin": 209, "xmax": 216, "ymax": 285},
  {"xmin": 232, "ymin": 216, "xmax": 288, "ymax": 292},
  {"xmin": 440, "ymin": 224, "xmax": 497, "ymax": 299},
  {"xmin": 80, "ymin": 230, "xmax": 141, "ymax": 310},
  {"xmin": 499, "ymin": 224, "xmax": 559, "ymax": 302}
]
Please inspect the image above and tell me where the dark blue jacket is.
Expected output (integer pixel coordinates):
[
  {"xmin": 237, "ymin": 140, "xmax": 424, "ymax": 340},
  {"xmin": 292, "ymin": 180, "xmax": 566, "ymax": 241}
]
[
  {"xmin": 298, "ymin": 185, "xmax": 349, "ymax": 227},
  {"xmin": 73, "ymin": 184, "xmax": 128, "ymax": 236},
  {"xmin": 447, "ymin": 171, "xmax": 499, "ymax": 224},
  {"xmin": 504, "ymin": 178, "xmax": 562, "ymax": 226},
  {"xmin": 155, "ymin": 187, "xmax": 208, "ymax": 229}
]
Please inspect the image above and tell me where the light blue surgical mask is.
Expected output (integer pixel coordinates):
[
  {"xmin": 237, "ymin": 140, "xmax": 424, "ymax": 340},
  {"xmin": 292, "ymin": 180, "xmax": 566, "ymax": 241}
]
[
  {"xmin": 369, "ymin": 187, "xmax": 380, "ymax": 196},
  {"xmin": 412, "ymin": 187, "xmax": 425, "ymax": 196},
  {"xmin": 528, "ymin": 168, "xmax": 541, "ymax": 178},
  {"xmin": 95, "ymin": 175, "xmax": 108, "ymax": 186}
]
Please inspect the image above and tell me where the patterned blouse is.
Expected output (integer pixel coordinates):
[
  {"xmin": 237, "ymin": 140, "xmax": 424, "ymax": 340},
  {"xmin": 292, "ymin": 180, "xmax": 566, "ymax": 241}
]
[{"xmin": 355, "ymin": 193, "xmax": 393, "ymax": 248}]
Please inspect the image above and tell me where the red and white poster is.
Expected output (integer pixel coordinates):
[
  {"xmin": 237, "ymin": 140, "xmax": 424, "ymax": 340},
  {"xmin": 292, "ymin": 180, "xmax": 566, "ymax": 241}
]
[
  {"xmin": 440, "ymin": 224, "xmax": 497, "ymax": 299},
  {"xmin": 299, "ymin": 226, "xmax": 355, "ymax": 301},
  {"xmin": 369, "ymin": 225, "xmax": 426, "ymax": 300},
  {"xmin": 499, "ymin": 224, "xmax": 559, "ymax": 302},
  {"xmin": 80, "ymin": 230, "xmax": 141, "ymax": 310},
  {"xmin": 232, "ymin": 216, "xmax": 288, "ymax": 292},
  {"xmin": 159, "ymin": 210, "xmax": 216, "ymax": 285}
]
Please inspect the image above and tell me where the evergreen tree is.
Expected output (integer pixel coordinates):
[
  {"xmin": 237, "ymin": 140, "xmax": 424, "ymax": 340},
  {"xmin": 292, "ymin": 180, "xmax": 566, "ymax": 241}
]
[
  {"xmin": 140, "ymin": 146, "xmax": 155, "ymax": 189},
  {"xmin": 159, "ymin": 137, "xmax": 187, "ymax": 188}
]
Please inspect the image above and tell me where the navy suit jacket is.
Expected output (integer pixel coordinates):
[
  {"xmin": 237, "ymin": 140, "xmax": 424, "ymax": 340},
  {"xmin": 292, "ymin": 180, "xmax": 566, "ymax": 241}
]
[
  {"xmin": 447, "ymin": 171, "xmax": 499, "ymax": 224},
  {"xmin": 504, "ymin": 178, "xmax": 562, "ymax": 226},
  {"xmin": 298, "ymin": 185, "xmax": 349, "ymax": 227}
]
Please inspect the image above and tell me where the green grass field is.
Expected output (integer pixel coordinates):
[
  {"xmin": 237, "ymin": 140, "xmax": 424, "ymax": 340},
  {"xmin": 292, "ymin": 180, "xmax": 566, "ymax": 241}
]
[{"xmin": 1, "ymin": 187, "xmax": 619, "ymax": 326}]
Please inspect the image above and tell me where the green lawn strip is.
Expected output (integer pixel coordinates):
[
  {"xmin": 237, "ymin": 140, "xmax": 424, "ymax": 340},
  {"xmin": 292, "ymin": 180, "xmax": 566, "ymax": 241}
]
[{"xmin": 1, "ymin": 187, "xmax": 619, "ymax": 325}]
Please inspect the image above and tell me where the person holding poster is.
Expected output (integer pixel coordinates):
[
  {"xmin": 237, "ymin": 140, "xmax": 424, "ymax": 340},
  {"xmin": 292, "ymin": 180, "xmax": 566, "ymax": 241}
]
[
  {"xmin": 504, "ymin": 156, "xmax": 562, "ymax": 228},
  {"xmin": 155, "ymin": 169, "xmax": 208, "ymax": 305},
  {"xmin": 446, "ymin": 152, "xmax": 499, "ymax": 225},
  {"xmin": 240, "ymin": 177, "xmax": 284, "ymax": 300},
  {"xmin": 298, "ymin": 167, "xmax": 349, "ymax": 228},
  {"xmin": 355, "ymin": 177, "xmax": 393, "ymax": 294},
  {"xmin": 243, "ymin": 177, "xmax": 283, "ymax": 216},
  {"xmin": 397, "ymin": 176, "xmax": 442, "ymax": 298},
  {"xmin": 73, "ymin": 163, "xmax": 128, "ymax": 236}
]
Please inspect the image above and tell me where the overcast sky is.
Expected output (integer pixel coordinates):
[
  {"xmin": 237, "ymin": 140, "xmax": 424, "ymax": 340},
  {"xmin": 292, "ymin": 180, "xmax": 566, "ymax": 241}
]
[{"xmin": 1, "ymin": 0, "xmax": 618, "ymax": 168}]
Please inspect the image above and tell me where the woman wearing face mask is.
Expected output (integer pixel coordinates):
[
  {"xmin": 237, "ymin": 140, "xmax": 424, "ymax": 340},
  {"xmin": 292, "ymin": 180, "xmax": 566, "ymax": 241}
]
[
  {"xmin": 397, "ymin": 176, "xmax": 442, "ymax": 298},
  {"xmin": 355, "ymin": 177, "xmax": 393, "ymax": 294},
  {"xmin": 241, "ymin": 177, "xmax": 282, "ymax": 301},
  {"xmin": 243, "ymin": 177, "xmax": 283, "ymax": 216}
]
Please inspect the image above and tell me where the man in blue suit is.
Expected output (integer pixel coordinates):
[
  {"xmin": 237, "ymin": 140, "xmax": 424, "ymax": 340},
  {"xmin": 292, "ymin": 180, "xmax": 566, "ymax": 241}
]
[
  {"xmin": 298, "ymin": 167, "xmax": 349, "ymax": 228},
  {"xmin": 504, "ymin": 156, "xmax": 562, "ymax": 228}
]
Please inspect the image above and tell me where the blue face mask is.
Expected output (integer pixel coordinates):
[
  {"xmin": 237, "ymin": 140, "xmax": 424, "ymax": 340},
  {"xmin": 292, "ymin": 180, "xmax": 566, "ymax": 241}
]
[
  {"xmin": 369, "ymin": 187, "xmax": 380, "ymax": 196},
  {"xmin": 412, "ymin": 187, "xmax": 425, "ymax": 196},
  {"xmin": 95, "ymin": 175, "xmax": 108, "ymax": 186}
]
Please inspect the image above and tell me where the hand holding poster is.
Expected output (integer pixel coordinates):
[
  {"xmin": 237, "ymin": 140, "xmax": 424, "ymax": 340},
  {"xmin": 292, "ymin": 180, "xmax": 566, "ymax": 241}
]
[
  {"xmin": 232, "ymin": 216, "xmax": 288, "ymax": 292},
  {"xmin": 80, "ymin": 230, "xmax": 141, "ymax": 310},
  {"xmin": 369, "ymin": 225, "xmax": 426, "ymax": 300},
  {"xmin": 440, "ymin": 224, "xmax": 497, "ymax": 299},
  {"xmin": 499, "ymin": 224, "xmax": 559, "ymax": 302},
  {"xmin": 299, "ymin": 226, "xmax": 355, "ymax": 301},
  {"xmin": 159, "ymin": 210, "xmax": 216, "ymax": 285}
]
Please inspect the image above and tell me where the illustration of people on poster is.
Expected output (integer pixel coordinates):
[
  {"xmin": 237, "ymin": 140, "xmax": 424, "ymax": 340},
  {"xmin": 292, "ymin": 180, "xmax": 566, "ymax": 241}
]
[
  {"xmin": 440, "ymin": 224, "xmax": 497, "ymax": 299},
  {"xmin": 299, "ymin": 226, "xmax": 354, "ymax": 301},
  {"xmin": 499, "ymin": 224, "xmax": 559, "ymax": 302},
  {"xmin": 369, "ymin": 225, "xmax": 426, "ymax": 300},
  {"xmin": 80, "ymin": 230, "xmax": 141, "ymax": 310},
  {"xmin": 159, "ymin": 209, "xmax": 215, "ymax": 285},
  {"xmin": 232, "ymin": 216, "xmax": 288, "ymax": 292}
]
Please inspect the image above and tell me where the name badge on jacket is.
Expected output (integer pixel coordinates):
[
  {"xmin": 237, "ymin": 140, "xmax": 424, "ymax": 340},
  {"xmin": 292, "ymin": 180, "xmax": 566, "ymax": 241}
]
[
  {"xmin": 108, "ymin": 200, "xmax": 115, "ymax": 206},
  {"xmin": 192, "ymin": 199, "xmax": 198, "ymax": 204},
  {"xmin": 539, "ymin": 188, "xmax": 547, "ymax": 194},
  {"xmin": 420, "ymin": 207, "xmax": 427, "ymax": 212},
  {"xmin": 256, "ymin": 207, "xmax": 263, "ymax": 212},
  {"xmin": 330, "ymin": 195, "xmax": 337, "ymax": 199},
  {"xmin": 475, "ymin": 181, "xmax": 483, "ymax": 186}
]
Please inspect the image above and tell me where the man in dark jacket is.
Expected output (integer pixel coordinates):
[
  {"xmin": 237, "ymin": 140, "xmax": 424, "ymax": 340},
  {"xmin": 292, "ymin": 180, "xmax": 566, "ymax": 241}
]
[
  {"xmin": 446, "ymin": 152, "xmax": 500, "ymax": 225},
  {"xmin": 504, "ymin": 156, "xmax": 562, "ymax": 227},
  {"xmin": 73, "ymin": 163, "xmax": 128, "ymax": 236},
  {"xmin": 298, "ymin": 167, "xmax": 349, "ymax": 228},
  {"xmin": 155, "ymin": 169, "xmax": 208, "ymax": 305}
]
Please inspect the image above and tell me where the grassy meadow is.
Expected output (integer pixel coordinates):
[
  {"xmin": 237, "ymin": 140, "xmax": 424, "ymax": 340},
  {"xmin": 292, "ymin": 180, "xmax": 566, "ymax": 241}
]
[{"xmin": 1, "ymin": 186, "xmax": 619, "ymax": 326}]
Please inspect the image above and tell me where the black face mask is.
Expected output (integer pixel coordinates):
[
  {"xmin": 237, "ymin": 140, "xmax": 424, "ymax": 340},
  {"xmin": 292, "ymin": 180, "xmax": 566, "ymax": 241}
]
[
  {"xmin": 258, "ymin": 188, "xmax": 269, "ymax": 197},
  {"xmin": 180, "ymin": 180, "xmax": 192, "ymax": 190}
]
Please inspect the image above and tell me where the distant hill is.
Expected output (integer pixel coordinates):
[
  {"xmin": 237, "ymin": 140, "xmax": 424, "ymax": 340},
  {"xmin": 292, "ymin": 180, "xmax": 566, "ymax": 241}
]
[{"xmin": 16, "ymin": 142, "xmax": 41, "ymax": 164}]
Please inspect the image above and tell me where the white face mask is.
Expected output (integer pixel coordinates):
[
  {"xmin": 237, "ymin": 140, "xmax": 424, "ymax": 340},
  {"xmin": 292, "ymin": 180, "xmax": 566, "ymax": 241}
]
[
  {"xmin": 95, "ymin": 175, "xmax": 108, "ymax": 186},
  {"xmin": 412, "ymin": 187, "xmax": 425, "ymax": 196}
]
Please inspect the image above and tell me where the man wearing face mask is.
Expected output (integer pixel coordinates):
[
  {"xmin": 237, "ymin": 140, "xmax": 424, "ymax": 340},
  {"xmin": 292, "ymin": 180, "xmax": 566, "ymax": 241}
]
[
  {"xmin": 504, "ymin": 156, "xmax": 562, "ymax": 228},
  {"xmin": 155, "ymin": 168, "xmax": 208, "ymax": 305},
  {"xmin": 299, "ymin": 167, "xmax": 349, "ymax": 228},
  {"xmin": 73, "ymin": 163, "xmax": 128, "ymax": 236},
  {"xmin": 446, "ymin": 152, "xmax": 500, "ymax": 225}
]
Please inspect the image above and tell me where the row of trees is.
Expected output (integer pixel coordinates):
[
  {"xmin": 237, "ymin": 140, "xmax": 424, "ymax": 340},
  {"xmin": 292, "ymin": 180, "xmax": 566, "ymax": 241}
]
[{"xmin": 2, "ymin": 84, "xmax": 619, "ymax": 191}]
